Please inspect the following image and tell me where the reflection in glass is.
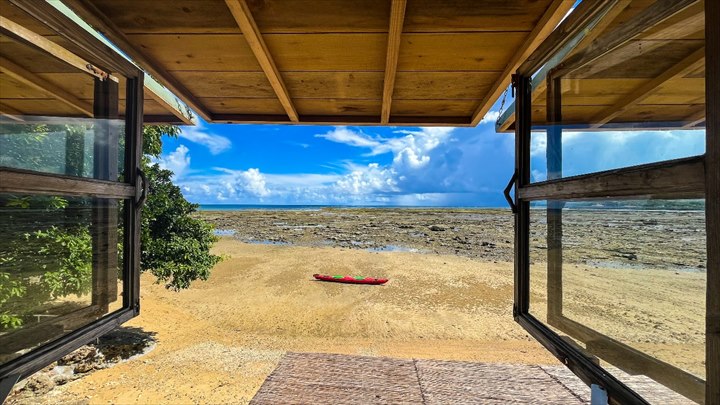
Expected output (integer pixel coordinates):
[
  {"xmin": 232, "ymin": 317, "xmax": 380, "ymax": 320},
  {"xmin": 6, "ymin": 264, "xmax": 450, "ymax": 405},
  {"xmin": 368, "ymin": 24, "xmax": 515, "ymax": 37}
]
[
  {"xmin": 0, "ymin": 194, "xmax": 124, "ymax": 365},
  {"xmin": 0, "ymin": 117, "xmax": 126, "ymax": 181},
  {"xmin": 529, "ymin": 200, "xmax": 706, "ymax": 403}
]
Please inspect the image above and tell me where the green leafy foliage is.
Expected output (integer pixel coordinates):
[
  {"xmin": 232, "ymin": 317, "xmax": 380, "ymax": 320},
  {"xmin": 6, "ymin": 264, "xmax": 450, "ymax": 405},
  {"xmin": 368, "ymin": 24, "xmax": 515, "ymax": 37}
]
[
  {"xmin": 0, "ymin": 195, "xmax": 93, "ymax": 330},
  {"xmin": 139, "ymin": 125, "xmax": 222, "ymax": 290},
  {"xmin": 0, "ymin": 124, "xmax": 221, "ymax": 332},
  {"xmin": 0, "ymin": 272, "xmax": 26, "ymax": 329},
  {"xmin": 30, "ymin": 227, "xmax": 93, "ymax": 298},
  {"xmin": 141, "ymin": 162, "xmax": 221, "ymax": 290}
]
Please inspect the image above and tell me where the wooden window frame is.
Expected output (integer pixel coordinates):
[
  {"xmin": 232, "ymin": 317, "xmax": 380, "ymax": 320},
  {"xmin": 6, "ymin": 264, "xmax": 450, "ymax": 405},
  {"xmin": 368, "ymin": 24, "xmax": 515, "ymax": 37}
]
[
  {"xmin": 0, "ymin": 4, "xmax": 145, "ymax": 392},
  {"xmin": 511, "ymin": 1, "xmax": 718, "ymax": 404}
]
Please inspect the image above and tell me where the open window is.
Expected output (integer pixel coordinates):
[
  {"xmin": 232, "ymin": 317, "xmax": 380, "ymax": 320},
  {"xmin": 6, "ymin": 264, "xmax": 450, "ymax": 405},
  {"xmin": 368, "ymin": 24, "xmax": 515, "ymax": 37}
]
[
  {"xmin": 510, "ymin": 0, "xmax": 717, "ymax": 404},
  {"xmin": 0, "ymin": 1, "xmax": 146, "ymax": 390}
]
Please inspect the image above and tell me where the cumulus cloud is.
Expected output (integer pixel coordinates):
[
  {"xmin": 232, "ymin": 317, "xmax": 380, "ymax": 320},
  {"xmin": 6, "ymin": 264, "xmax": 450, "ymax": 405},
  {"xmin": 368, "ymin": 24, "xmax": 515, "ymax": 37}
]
[
  {"xmin": 530, "ymin": 129, "xmax": 705, "ymax": 177},
  {"xmin": 179, "ymin": 123, "xmax": 231, "ymax": 154},
  {"xmin": 315, "ymin": 127, "xmax": 381, "ymax": 150},
  {"xmin": 158, "ymin": 145, "xmax": 191, "ymax": 179},
  {"xmin": 316, "ymin": 126, "xmax": 452, "ymax": 161},
  {"xmin": 333, "ymin": 163, "xmax": 398, "ymax": 195},
  {"xmin": 170, "ymin": 122, "xmax": 706, "ymax": 207},
  {"xmin": 479, "ymin": 110, "xmax": 500, "ymax": 125}
]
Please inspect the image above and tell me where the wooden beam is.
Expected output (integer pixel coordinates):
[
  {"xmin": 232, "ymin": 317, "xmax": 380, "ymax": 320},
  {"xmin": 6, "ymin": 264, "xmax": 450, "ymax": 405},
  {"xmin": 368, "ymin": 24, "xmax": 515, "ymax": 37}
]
[
  {"xmin": 7, "ymin": 0, "xmax": 138, "ymax": 78},
  {"xmin": 145, "ymin": 90, "xmax": 194, "ymax": 126},
  {"xmin": 497, "ymin": 0, "xmax": 629, "ymax": 132},
  {"xmin": 590, "ymin": 47, "xmax": 705, "ymax": 128},
  {"xmin": 518, "ymin": 156, "xmax": 705, "ymax": 201},
  {"xmin": 567, "ymin": 0, "xmax": 632, "ymax": 59},
  {"xmin": 0, "ymin": 56, "xmax": 93, "ymax": 116},
  {"xmin": 0, "ymin": 15, "xmax": 109, "ymax": 81},
  {"xmin": 380, "ymin": 0, "xmax": 406, "ymax": 124},
  {"xmin": 62, "ymin": 0, "xmax": 212, "ymax": 121},
  {"xmin": 210, "ymin": 114, "xmax": 471, "ymax": 127},
  {"xmin": 0, "ymin": 168, "xmax": 135, "ymax": 199},
  {"xmin": 0, "ymin": 102, "xmax": 24, "ymax": 121},
  {"xmin": 554, "ymin": 0, "xmax": 698, "ymax": 77},
  {"xmin": 224, "ymin": 0, "xmax": 298, "ymax": 122},
  {"xmin": 551, "ymin": 316, "xmax": 706, "ymax": 404},
  {"xmin": 471, "ymin": 0, "xmax": 574, "ymax": 126}
]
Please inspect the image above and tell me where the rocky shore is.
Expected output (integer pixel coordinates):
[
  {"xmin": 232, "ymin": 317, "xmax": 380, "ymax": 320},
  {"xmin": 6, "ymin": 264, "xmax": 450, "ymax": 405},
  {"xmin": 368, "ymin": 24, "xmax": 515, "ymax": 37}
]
[{"xmin": 196, "ymin": 207, "xmax": 706, "ymax": 271}]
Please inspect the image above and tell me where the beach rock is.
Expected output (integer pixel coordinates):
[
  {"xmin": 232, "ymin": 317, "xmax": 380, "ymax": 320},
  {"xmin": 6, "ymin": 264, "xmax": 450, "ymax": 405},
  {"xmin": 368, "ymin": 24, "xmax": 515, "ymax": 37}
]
[{"xmin": 25, "ymin": 374, "xmax": 54, "ymax": 395}]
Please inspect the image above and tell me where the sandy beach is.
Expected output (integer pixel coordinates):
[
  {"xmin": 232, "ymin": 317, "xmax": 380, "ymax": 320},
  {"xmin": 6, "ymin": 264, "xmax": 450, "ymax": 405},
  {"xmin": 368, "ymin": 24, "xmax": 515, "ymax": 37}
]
[{"xmin": 10, "ymin": 208, "xmax": 706, "ymax": 404}]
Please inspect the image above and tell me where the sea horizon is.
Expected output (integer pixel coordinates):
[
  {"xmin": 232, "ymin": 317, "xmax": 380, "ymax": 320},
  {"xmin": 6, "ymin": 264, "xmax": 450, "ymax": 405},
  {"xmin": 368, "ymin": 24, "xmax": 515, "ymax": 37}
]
[
  {"xmin": 197, "ymin": 199, "xmax": 706, "ymax": 212},
  {"xmin": 197, "ymin": 204, "xmax": 506, "ymax": 211}
]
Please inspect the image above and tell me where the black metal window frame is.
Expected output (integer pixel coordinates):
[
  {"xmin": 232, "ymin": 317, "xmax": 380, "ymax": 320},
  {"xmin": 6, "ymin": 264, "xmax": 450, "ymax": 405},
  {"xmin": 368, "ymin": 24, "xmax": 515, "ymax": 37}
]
[
  {"xmin": 0, "ymin": 1, "xmax": 145, "ymax": 387},
  {"xmin": 511, "ymin": 1, "xmax": 719, "ymax": 404}
]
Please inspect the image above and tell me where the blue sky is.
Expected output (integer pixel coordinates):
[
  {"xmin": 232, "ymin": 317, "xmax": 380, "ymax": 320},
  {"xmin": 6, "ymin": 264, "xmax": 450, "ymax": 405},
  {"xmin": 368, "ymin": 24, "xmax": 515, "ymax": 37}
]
[{"xmin": 157, "ymin": 106, "xmax": 706, "ymax": 206}]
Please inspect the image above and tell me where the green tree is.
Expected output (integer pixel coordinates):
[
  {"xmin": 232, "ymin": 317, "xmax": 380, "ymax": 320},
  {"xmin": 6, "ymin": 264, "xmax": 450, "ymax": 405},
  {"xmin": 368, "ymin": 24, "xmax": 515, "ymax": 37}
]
[
  {"xmin": 0, "ymin": 124, "xmax": 221, "ymax": 329},
  {"xmin": 140, "ymin": 125, "xmax": 221, "ymax": 290}
]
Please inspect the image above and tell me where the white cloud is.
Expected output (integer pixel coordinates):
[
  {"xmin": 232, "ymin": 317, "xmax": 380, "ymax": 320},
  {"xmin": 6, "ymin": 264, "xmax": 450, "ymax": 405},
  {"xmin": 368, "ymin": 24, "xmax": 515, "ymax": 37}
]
[
  {"xmin": 179, "ymin": 123, "xmax": 231, "ymax": 154},
  {"xmin": 315, "ymin": 127, "xmax": 380, "ymax": 149},
  {"xmin": 530, "ymin": 131, "xmax": 547, "ymax": 157},
  {"xmin": 316, "ymin": 126, "xmax": 453, "ymax": 161},
  {"xmin": 158, "ymin": 145, "xmax": 191, "ymax": 179},
  {"xmin": 333, "ymin": 163, "xmax": 398, "ymax": 195},
  {"xmin": 479, "ymin": 110, "xmax": 500, "ymax": 125},
  {"xmin": 236, "ymin": 168, "xmax": 270, "ymax": 197}
]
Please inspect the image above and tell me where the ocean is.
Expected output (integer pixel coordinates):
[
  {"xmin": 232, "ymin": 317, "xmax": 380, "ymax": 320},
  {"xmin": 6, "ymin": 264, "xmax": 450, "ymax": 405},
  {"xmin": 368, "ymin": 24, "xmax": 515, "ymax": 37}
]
[{"xmin": 197, "ymin": 204, "xmax": 500, "ymax": 211}]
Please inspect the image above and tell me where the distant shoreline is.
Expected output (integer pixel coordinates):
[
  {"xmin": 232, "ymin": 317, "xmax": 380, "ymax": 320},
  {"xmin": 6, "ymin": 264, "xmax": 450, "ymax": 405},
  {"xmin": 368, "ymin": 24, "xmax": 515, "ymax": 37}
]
[
  {"xmin": 197, "ymin": 204, "xmax": 505, "ymax": 211},
  {"xmin": 197, "ymin": 203, "xmax": 705, "ymax": 212}
]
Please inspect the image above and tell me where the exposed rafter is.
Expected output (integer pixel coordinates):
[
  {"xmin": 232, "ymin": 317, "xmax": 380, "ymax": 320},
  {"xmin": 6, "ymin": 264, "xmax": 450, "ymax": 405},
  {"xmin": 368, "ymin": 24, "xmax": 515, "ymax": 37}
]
[
  {"xmin": 62, "ymin": 0, "xmax": 212, "ymax": 121},
  {"xmin": 553, "ymin": 0, "xmax": 698, "ymax": 77},
  {"xmin": 0, "ymin": 56, "xmax": 93, "ymax": 116},
  {"xmin": 471, "ymin": 0, "xmax": 574, "ymax": 126},
  {"xmin": 380, "ymin": 0, "xmax": 406, "ymax": 124},
  {"xmin": 590, "ymin": 47, "xmax": 705, "ymax": 128},
  {"xmin": 224, "ymin": 0, "xmax": 298, "ymax": 122},
  {"xmin": 0, "ymin": 15, "xmax": 110, "ymax": 81}
]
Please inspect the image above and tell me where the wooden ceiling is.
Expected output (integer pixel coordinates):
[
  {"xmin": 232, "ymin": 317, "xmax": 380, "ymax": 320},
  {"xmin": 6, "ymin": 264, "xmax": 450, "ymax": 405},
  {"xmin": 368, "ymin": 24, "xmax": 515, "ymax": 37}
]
[
  {"xmin": 0, "ymin": 0, "xmax": 193, "ymax": 124},
  {"xmin": 60, "ymin": 0, "xmax": 575, "ymax": 126},
  {"xmin": 497, "ymin": 0, "xmax": 706, "ymax": 132}
]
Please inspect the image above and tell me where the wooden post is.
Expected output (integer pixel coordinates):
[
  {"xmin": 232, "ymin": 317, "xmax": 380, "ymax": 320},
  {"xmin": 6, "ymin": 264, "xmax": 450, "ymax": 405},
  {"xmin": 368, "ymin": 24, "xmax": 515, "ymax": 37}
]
[
  {"xmin": 546, "ymin": 75, "xmax": 563, "ymax": 321},
  {"xmin": 91, "ymin": 77, "xmax": 119, "ymax": 313},
  {"xmin": 704, "ymin": 1, "xmax": 719, "ymax": 404}
]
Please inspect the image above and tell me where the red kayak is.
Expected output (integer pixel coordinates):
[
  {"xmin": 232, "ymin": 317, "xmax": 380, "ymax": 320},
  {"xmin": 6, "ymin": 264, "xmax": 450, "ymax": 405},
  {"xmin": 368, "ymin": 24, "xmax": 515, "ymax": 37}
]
[{"xmin": 313, "ymin": 273, "xmax": 388, "ymax": 285}]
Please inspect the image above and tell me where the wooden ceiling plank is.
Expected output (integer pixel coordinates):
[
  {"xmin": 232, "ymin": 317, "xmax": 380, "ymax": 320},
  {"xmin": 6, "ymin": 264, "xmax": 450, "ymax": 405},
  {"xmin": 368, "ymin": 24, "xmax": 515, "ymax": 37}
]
[
  {"xmin": 0, "ymin": 101, "xmax": 25, "ymax": 121},
  {"xmin": 381, "ymin": 0, "xmax": 406, "ymax": 124},
  {"xmin": 566, "ymin": 0, "xmax": 633, "ymax": 59},
  {"xmin": 0, "ymin": 15, "xmax": 110, "ymax": 81},
  {"xmin": 589, "ymin": 47, "xmax": 705, "ymax": 128},
  {"xmin": 62, "ymin": 0, "xmax": 212, "ymax": 121},
  {"xmin": 554, "ymin": 0, "xmax": 698, "ymax": 77},
  {"xmin": 224, "ymin": 0, "xmax": 298, "ymax": 122},
  {"xmin": 0, "ymin": 56, "xmax": 93, "ymax": 116},
  {"xmin": 470, "ymin": 0, "xmax": 574, "ymax": 126}
]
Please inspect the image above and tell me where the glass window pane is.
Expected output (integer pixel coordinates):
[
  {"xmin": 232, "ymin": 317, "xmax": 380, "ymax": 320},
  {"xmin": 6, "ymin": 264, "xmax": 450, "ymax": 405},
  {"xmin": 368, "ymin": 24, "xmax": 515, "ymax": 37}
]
[
  {"xmin": 526, "ymin": 0, "xmax": 705, "ymax": 183},
  {"xmin": 0, "ymin": 194, "xmax": 126, "ymax": 365},
  {"xmin": 529, "ymin": 199, "xmax": 706, "ymax": 403},
  {"xmin": 0, "ymin": 117, "xmax": 126, "ymax": 180},
  {"xmin": 0, "ymin": 31, "xmax": 126, "ymax": 181}
]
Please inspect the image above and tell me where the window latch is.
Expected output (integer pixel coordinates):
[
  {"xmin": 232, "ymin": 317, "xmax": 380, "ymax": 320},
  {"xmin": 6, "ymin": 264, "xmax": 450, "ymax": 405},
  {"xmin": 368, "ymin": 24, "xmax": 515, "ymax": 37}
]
[{"xmin": 504, "ymin": 170, "xmax": 518, "ymax": 214}]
